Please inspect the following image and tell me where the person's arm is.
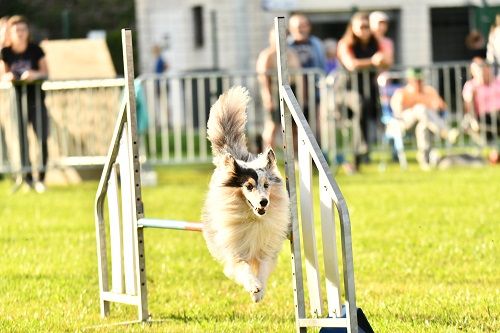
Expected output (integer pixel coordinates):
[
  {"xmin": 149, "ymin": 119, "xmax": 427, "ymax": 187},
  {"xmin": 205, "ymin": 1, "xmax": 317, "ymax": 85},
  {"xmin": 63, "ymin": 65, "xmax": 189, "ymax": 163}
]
[
  {"xmin": 379, "ymin": 38, "xmax": 394, "ymax": 69},
  {"xmin": 20, "ymin": 56, "xmax": 48, "ymax": 82},
  {"xmin": 256, "ymin": 49, "xmax": 273, "ymax": 112},
  {"xmin": 1, "ymin": 61, "xmax": 14, "ymax": 81},
  {"xmin": 486, "ymin": 30, "xmax": 496, "ymax": 65},
  {"xmin": 390, "ymin": 88, "xmax": 404, "ymax": 117},
  {"xmin": 286, "ymin": 49, "xmax": 301, "ymax": 86},
  {"xmin": 462, "ymin": 80, "xmax": 475, "ymax": 114},
  {"xmin": 337, "ymin": 39, "xmax": 377, "ymax": 71},
  {"xmin": 427, "ymin": 86, "xmax": 447, "ymax": 111},
  {"xmin": 0, "ymin": 49, "xmax": 14, "ymax": 81},
  {"xmin": 288, "ymin": 48, "xmax": 301, "ymax": 71}
]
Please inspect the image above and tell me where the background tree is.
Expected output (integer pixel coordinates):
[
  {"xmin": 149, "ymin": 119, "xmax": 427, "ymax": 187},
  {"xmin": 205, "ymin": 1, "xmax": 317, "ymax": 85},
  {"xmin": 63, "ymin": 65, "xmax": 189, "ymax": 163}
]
[{"xmin": 0, "ymin": 0, "xmax": 136, "ymax": 75}]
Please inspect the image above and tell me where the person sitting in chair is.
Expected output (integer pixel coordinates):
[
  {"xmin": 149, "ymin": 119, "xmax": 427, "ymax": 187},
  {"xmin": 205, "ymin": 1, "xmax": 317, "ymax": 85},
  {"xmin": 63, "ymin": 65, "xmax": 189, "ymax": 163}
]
[
  {"xmin": 390, "ymin": 68, "xmax": 459, "ymax": 169},
  {"xmin": 462, "ymin": 57, "xmax": 500, "ymax": 142},
  {"xmin": 462, "ymin": 57, "xmax": 500, "ymax": 163}
]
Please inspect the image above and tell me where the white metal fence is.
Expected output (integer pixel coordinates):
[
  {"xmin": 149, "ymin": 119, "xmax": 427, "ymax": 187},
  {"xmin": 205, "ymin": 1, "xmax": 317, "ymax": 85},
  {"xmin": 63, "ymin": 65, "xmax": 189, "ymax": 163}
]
[
  {"xmin": 0, "ymin": 79, "xmax": 123, "ymax": 177},
  {"xmin": 136, "ymin": 68, "xmax": 323, "ymax": 164},
  {"xmin": 0, "ymin": 64, "xmax": 497, "ymax": 176},
  {"xmin": 320, "ymin": 62, "xmax": 499, "ymax": 164}
]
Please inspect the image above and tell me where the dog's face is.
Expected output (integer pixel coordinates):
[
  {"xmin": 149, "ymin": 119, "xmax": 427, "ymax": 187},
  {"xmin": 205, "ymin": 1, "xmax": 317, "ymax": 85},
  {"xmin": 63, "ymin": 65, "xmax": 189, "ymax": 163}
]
[{"xmin": 222, "ymin": 149, "xmax": 282, "ymax": 217}]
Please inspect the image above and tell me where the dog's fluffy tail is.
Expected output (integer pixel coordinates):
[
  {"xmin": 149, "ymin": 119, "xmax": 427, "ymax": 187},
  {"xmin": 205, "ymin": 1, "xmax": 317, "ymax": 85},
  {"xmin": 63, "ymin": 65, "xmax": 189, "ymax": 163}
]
[{"xmin": 207, "ymin": 86, "xmax": 251, "ymax": 162}]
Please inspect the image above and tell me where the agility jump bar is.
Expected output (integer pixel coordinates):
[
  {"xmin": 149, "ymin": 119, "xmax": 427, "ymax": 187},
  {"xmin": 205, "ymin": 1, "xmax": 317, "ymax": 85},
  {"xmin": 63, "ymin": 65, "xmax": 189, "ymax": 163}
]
[{"xmin": 138, "ymin": 219, "xmax": 203, "ymax": 232}]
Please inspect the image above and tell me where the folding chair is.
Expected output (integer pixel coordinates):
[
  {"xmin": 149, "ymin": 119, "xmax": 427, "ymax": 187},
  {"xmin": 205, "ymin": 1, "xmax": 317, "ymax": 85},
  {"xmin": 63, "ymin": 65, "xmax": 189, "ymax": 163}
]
[{"xmin": 377, "ymin": 72, "xmax": 407, "ymax": 169}]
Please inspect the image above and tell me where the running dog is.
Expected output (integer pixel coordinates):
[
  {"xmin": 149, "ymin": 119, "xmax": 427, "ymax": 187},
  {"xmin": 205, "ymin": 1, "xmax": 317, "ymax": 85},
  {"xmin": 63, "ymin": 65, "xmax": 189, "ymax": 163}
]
[{"xmin": 202, "ymin": 86, "xmax": 290, "ymax": 302}]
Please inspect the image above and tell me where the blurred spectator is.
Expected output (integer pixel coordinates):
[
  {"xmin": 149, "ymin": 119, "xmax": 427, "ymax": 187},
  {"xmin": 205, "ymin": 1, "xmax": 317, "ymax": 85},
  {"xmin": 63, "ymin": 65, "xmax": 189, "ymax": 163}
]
[
  {"xmin": 487, "ymin": 14, "xmax": 500, "ymax": 75},
  {"xmin": 152, "ymin": 44, "xmax": 168, "ymax": 74},
  {"xmin": 256, "ymin": 27, "xmax": 300, "ymax": 148},
  {"xmin": 337, "ymin": 12, "xmax": 386, "ymax": 168},
  {"xmin": 369, "ymin": 11, "xmax": 394, "ymax": 68},
  {"xmin": 288, "ymin": 14, "xmax": 325, "ymax": 71},
  {"xmin": 465, "ymin": 30, "xmax": 487, "ymax": 60},
  {"xmin": 325, "ymin": 37, "xmax": 365, "ymax": 170},
  {"xmin": 323, "ymin": 38, "xmax": 339, "ymax": 74},
  {"xmin": 0, "ymin": 16, "xmax": 10, "ymax": 76},
  {"xmin": 1, "ymin": 15, "xmax": 48, "ymax": 192},
  {"xmin": 390, "ymin": 68, "xmax": 459, "ymax": 169},
  {"xmin": 288, "ymin": 13, "xmax": 325, "ymax": 139},
  {"xmin": 134, "ymin": 78, "xmax": 149, "ymax": 136},
  {"xmin": 462, "ymin": 57, "xmax": 500, "ymax": 144}
]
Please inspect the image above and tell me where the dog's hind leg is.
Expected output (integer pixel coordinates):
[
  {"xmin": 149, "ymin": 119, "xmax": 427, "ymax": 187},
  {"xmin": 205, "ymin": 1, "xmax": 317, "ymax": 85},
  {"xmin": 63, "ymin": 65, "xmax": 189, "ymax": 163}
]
[
  {"xmin": 252, "ymin": 257, "xmax": 277, "ymax": 302},
  {"xmin": 225, "ymin": 261, "xmax": 262, "ymax": 299}
]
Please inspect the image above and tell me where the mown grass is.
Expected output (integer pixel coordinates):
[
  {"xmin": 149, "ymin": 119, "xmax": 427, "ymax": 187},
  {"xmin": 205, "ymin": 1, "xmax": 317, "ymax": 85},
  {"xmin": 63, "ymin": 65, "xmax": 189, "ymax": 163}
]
[{"xmin": 0, "ymin": 163, "xmax": 498, "ymax": 333}]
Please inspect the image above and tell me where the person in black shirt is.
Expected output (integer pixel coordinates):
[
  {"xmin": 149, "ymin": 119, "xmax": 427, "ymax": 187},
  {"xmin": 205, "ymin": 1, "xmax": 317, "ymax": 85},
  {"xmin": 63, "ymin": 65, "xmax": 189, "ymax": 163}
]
[
  {"xmin": 1, "ymin": 15, "xmax": 48, "ymax": 192},
  {"xmin": 338, "ymin": 12, "xmax": 388, "ymax": 170}
]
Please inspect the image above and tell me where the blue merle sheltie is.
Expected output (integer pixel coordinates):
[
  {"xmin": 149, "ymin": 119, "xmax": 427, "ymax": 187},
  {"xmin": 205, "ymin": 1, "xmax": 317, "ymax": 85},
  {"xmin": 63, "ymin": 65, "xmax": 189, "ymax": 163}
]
[{"xmin": 202, "ymin": 86, "xmax": 290, "ymax": 302}]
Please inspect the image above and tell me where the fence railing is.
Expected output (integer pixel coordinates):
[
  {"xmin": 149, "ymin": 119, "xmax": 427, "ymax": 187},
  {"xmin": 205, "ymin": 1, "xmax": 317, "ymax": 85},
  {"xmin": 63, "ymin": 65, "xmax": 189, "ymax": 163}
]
[
  {"xmin": 0, "ymin": 63, "xmax": 497, "ymax": 176},
  {"xmin": 0, "ymin": 79, "xmax": 123, "ymax": 176},
  {"xmin": 320, "ymin": 62, "xmax": 498, "ymax": 164},
  {"xmin": 136, "ymin": 69, "xmax": 324, "ymax": 164}
]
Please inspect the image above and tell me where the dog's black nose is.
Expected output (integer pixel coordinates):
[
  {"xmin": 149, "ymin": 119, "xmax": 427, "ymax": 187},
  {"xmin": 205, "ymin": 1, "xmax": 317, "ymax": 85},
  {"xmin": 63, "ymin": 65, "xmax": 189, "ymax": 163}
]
[{"xmin": 260, "ymin": 199, "xmax": 268, "ymax": 207}]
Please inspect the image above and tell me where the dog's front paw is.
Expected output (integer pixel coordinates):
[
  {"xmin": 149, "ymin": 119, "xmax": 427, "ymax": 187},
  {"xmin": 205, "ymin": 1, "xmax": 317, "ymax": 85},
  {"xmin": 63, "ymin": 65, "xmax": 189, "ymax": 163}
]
[
  {"xmin": 244, "ymin": 276, "xmax": 262, "ymax": 295},
  {"xmin": 251, "ymin": 288, "xmax": 265, "ymax": 303}
]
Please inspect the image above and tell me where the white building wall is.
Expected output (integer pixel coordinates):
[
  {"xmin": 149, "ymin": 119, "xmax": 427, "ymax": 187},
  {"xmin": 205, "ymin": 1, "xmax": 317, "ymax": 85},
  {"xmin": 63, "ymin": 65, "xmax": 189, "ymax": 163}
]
[
  {"xmin": 278, "ymin": 0, "xmax": 496, "ymax": 66},
  {"xmin": 135, "ymin": 0, "xmax": 500, "ymax": 73},
  {"xmin": 400, "ymin": 1, "xmax": 432, "ymax": 66},
  {"xmin": 135, "ymin": 0, "xmax": 215, "ymax": 73},
  {"xmin": 135, "ymin": 0, "xmax": 277, "ymax": 73}
]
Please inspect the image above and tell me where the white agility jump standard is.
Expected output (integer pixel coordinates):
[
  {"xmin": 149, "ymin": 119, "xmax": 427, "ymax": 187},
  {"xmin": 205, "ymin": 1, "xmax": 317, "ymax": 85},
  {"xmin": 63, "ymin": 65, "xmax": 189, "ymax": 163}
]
[{"xmin": 95, "ymin": 20, "xmax": 369, "ymax": 332}]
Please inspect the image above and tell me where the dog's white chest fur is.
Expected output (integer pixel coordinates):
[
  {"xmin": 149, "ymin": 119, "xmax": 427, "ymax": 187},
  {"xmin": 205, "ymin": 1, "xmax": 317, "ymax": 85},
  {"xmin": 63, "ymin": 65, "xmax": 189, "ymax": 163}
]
[{"xmin": 203, "ymin": 181, "xmax": 289, "ymax": 263}]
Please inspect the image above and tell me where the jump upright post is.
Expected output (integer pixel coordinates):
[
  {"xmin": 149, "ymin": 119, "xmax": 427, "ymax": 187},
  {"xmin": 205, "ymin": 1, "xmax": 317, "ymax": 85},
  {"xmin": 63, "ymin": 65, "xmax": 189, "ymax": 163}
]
[
  {"xmin": 275, "ymin": 17, "xmax": 371, "ymax": 333},
  {"xmin": 95, "ymin": 22, "xmax": 371, "ymax": 333},
  {"xmin": 94, "ymin": 29, "xmax": 202, "ymax": 322}
]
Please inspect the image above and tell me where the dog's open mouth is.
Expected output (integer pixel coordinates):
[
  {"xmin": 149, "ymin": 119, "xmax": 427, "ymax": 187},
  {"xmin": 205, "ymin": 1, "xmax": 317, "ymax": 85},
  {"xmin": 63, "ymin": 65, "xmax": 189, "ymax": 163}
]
[{"xmin": 248, "ymin": 200, "xmax": 266, "ymax": 216}]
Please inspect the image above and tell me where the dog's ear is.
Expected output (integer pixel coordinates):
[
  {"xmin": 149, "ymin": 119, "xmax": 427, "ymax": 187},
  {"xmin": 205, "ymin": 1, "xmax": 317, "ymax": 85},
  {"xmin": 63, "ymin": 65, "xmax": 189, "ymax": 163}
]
[
  {"xmin": 265, "ymin": 148, "xmax": 277, "ymax": 169},
  {"xmin": 222, "ymin": 153, "xmax": 237, "ymax": 172}
]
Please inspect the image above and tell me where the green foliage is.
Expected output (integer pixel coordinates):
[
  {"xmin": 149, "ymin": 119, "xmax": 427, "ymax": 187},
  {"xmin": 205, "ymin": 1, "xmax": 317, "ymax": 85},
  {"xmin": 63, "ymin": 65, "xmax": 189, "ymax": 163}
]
[
  {"xmin": 0, "ymin": 0, "xmax": 136, "ymax": 75},
  {"xmin": 0, "ymin": 164, "xmax": 498, "ymax": 332}
]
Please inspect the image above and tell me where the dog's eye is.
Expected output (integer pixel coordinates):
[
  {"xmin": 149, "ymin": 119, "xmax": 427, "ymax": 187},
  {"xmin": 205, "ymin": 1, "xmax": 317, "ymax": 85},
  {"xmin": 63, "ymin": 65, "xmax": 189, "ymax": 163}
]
[
  {"xmin": 264, "ymin": 183, "xmax": 269, "ymax": 189},
  {"xmin": 246, "ymin": 184, "xmax": 254, "ymax": 191}
]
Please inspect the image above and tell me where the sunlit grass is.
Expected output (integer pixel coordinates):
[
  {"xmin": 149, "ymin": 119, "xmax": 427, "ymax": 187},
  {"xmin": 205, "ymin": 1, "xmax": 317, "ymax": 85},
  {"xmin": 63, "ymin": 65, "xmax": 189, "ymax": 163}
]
[{"xmin": 0, "ymin": 163, "xmax": 498, "ymax": 332}]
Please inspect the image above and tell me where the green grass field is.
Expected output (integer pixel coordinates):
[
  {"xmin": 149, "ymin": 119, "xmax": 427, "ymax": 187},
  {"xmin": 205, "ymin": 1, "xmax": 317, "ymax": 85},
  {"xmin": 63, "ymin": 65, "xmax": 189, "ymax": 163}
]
[{"xmin": 0, "ymin": 163, "xmax": 498, "ymax": 333}]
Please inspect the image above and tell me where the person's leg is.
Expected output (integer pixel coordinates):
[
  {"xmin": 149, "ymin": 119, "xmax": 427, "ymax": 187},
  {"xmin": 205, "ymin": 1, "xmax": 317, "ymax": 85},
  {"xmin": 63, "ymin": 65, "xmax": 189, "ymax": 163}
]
[
  {"xmin": 359, "ymin": 89, "xmax": 379, "ymax": 164},
  {"xmin": 16, "ymin": 89, "xmax": 32, "ymax": 183},
  {"xmin": 28, "ymin": 89, "xmax": 49, "ymax": 184},
  {"xmin": 412, "ymin": 104, "xmax": 458, "ymax": 143},
  {"xmin": 37, "ymin": 106, "xmax": 49, "ymax": 183},
  {"xmin": 354, "ymin": 96, "xmax": 372, "ymax": 169},
  {"xmin": 344, "ymin": 90, "xmax": 367, "ymax": 157},
  {"xmin": 415, "ymin": 121, "xmax": 432, "ymax": 165},
  {"xmin": 484, "ymin": 112, "xmax": 500, "ymax": 143},
  {"xmin": 262, "ymin": 111, "xmax": 276, "ymax": 148},
  {"xmin": 401, "ymin": 106, "xmax": 431, "ymax": 168}
]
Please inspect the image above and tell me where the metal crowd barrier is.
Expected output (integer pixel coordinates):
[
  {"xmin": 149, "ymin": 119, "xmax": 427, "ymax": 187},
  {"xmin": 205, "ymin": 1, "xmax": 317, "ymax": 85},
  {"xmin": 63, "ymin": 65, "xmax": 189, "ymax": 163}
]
[
  {"xmin": 0, "ymin": 79, "xmax": 123, "ymax": 176},
  {"xmin": 1, "ymin": 63, "xmax": 497, "ymax": 177},
  {"xmin": 136, "ymin": 68, "xmax": 324, "ymax": 164},
  {"xmin": 320, "ymin": 62, "xmax": 499, "ymax": 164}
]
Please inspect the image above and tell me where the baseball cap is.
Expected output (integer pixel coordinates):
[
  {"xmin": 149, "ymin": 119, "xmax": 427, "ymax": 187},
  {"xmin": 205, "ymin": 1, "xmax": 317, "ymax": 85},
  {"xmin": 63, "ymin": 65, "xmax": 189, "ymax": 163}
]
[
  {"xmin": 406, "ymin": 68, "xmax": 424, "ymax": 80},
  {"xmin": 369, "ymin": 11, "xmax": 389, "ymax": 26}
]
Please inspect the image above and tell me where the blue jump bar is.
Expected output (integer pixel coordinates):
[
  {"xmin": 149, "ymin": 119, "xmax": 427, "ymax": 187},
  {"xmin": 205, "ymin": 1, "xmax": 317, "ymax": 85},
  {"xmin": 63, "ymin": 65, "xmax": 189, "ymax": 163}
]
[{"xmin": 138, "ymin": 218, "xmax": 203, "ymax": 231}]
